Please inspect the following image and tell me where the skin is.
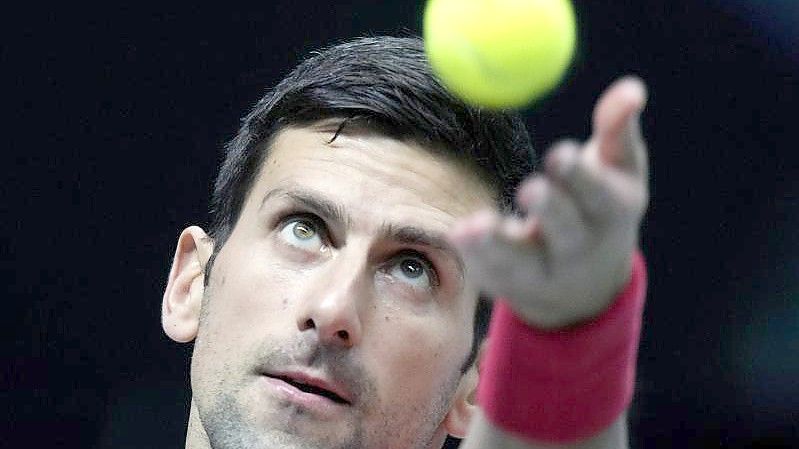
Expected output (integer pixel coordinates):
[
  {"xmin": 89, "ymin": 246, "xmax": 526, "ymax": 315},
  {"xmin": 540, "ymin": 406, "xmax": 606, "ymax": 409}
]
[
  {"xmin": 164, "ymin": 122, "xmax": 494, "ymax": 449},
  {"xmin": 163, "ymin": 76, "xmax": 649, "ymax": 449},
  {"xmin": 457, "ymin": 77, "xmax": 648, "ymax": 449}
]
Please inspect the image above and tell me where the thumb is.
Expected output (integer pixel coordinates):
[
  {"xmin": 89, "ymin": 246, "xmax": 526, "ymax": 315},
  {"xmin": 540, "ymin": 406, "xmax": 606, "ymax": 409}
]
[{"xmin": 592, "ymin": 76, "xmax": 648, "ymax": 176}]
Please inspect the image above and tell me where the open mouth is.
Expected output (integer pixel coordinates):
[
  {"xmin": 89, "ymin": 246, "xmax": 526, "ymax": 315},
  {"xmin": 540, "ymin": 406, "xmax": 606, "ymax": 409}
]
[{"xmin": 270, "ymin": 375, "xmax": 349, "ymax": 405}]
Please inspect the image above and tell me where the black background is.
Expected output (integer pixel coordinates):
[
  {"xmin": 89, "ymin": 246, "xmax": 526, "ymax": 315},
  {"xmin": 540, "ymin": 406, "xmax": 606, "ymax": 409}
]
[{"xmin": 4, "ymin": 1, "xmax": 798, "ymax": 448}]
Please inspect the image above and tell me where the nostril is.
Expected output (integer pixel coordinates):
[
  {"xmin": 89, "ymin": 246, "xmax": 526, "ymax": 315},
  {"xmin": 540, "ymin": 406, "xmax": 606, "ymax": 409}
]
[
  {"xmin": 337, "ymin": 330, "xmax": 349, "ymax": 340},
  {"xmin": 304, "ymin": 318, "xmax": 315, "ymax": 330}
]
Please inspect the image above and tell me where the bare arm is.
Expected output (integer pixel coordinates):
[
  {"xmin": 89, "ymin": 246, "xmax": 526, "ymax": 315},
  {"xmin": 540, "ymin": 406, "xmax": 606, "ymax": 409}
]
[
  {"xmin": 461, "ymin": 411, "xmax": 628, "ymax": 449},
  {"xmin": 450, "ymin": 76, "xmax": 649, "ymax": 448}
]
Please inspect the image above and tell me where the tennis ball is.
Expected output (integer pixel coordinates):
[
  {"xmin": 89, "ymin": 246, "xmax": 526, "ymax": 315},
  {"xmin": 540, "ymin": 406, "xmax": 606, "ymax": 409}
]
[{"xmin": 424, "ymin": 0, "xmax": 577, "ymax": 109}]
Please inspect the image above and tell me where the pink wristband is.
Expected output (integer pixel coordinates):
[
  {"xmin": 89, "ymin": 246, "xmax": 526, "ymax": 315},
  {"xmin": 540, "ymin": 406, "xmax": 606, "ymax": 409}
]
[{"xmin": 477, "ymin": 252, "xmax": 647, "ymax": 443}]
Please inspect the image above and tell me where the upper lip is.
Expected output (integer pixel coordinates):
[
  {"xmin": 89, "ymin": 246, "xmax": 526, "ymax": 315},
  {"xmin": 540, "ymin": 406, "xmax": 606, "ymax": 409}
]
[{"xmin": 264, "ymin": 370, "xmax": 353, "ymax": 405}]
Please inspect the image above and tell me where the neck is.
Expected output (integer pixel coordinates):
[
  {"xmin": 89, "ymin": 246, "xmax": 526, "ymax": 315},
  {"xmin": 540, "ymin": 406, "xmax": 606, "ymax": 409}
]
[{"xmin": 185, "ymin": 399, "xmax": 211, "ymax": 449}]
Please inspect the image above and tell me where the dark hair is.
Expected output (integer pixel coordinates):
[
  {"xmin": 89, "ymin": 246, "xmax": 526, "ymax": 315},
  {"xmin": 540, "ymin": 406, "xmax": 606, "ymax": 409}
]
[{"xmin": 207, "ymin": 35, "xmax": 535, "ymax": 371}]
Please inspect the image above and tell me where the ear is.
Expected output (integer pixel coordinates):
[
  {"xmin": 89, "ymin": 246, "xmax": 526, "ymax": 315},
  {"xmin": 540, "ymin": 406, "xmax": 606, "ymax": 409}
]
[
  {"xmin": 162, "ymin": 226, "xmax": 214, "ymax": 343},
  {"xmin": 442, "ymin": 340, "xmax": 486, "ymax": 439}
]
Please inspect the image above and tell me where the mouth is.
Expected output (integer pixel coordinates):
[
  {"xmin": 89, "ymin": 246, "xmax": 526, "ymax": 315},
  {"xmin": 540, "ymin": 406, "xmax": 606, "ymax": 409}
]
[{"xmin": 264, "ymin": 373, "xmax": 351, "ymax": 406}]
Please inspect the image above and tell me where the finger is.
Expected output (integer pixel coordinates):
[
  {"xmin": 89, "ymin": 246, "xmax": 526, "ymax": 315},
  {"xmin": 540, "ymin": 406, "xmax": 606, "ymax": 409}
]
[
  {"xmin": 458, "ymin": 224, "xmax": 546, "ymax": 302},
  {"xmin": 540, "ymin": 138, "xmax": 581, "ymax": 183},
  {"xmin": 540, "ymin": 139, "xmax": 619, "ymax": 220},
  {"xmin": 591, "ymin": 76, "xmax": 648, "ymax": 177},
  {"xmin": 546, "ymin": 140, "xmax": 648, "ymax": 223},
  {"xmin": 449, "ymin": 209, "xmax": 546, "ymax": 299},
  {"xmin": 448, "ymin": 209, "xmax": 499, "ymax": 248},
  {"xmin": 497, "ymin": 214, "xmax": 540, "ymax": 244},
  {"xmin": 450, "ymin": 209, "xmax": 541, "ymax": 252},
  {"xmin": 517, "ymin": 177, "xmax": 587, "ymax": 258}
]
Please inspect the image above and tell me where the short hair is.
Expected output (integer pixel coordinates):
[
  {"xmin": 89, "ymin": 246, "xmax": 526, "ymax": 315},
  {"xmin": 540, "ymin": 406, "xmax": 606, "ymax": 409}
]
[{"xmin": 206, "ymin": 36, "xmax": 535, "ymax": 370}]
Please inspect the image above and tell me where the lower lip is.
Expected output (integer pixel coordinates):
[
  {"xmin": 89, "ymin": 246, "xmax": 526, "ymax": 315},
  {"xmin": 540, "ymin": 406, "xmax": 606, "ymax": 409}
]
[{"xmin": 260, "ymin": 376, "xmax": 349, "ymax": 416}]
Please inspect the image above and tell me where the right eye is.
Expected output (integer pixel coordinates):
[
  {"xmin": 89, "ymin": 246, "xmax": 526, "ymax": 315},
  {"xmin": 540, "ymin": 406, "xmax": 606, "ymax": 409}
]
[{"xmin": 277, "ymin": 216, "xmax": 326, "ymax": 252}]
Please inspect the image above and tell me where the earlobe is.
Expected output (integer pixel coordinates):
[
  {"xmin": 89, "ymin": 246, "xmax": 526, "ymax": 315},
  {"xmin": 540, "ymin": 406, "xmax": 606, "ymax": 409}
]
[
  {"xmin": 443, "ymin": 343, "xmax": 484, "ymax": 439},
  {"xmin": 162, "ymin": 226, "xmax": 214, "ymax": 343}
]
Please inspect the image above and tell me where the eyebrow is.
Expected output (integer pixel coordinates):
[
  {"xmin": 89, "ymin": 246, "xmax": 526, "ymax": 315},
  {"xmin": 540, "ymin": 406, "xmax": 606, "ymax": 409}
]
[
  {"xmin": 260, "ymin": 187, "xmax": 351, "ymax": 229},
  {"xmin": 378, "ymin": 223, "xmax": 465, "ymax": 277},
  {"xmin": 259, "ymin": 186, "xmax": 465, "ymax": 277}
]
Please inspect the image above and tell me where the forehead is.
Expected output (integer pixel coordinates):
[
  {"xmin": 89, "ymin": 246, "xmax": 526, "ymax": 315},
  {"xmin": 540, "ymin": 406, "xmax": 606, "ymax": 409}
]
[{"xmin": 242, "ymin": 124, "xmax": 495, "ymax": 229}]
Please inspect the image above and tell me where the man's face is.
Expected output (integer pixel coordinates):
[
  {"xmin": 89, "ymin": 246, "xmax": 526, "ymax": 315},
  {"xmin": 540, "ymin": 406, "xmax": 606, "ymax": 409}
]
[{"xmin": 190, "ymin": 123, "xmax": 493, "ymax": 449}]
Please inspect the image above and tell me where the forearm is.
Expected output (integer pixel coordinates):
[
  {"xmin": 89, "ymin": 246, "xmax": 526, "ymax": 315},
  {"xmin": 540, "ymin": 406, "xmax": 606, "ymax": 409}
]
[{"xmin": 461, "ymin": 410, "xmax": 628, "ymax": 449}]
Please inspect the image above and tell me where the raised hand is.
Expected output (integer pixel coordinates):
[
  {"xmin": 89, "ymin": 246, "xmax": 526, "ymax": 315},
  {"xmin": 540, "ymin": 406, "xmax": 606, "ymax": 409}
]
[{"xmin": 451, "ymin": 76, "xmax": 649, "ymax": 329}]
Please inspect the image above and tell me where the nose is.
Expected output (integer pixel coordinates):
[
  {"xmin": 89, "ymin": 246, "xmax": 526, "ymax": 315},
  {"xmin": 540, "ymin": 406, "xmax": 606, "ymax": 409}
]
[{"xmin": 295, "ymin": 256, "xmax": 366, "ymax": 348}]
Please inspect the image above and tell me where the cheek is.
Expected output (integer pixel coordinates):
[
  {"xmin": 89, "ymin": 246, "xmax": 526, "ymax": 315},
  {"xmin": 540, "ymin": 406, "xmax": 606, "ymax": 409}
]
[
  {"xmin": 364, "ymin": 314, "xmax": 469, "ymax": 403},
  {"xmin": 196, "ymin": 240, "xmax": 299, "ymax": 356}
]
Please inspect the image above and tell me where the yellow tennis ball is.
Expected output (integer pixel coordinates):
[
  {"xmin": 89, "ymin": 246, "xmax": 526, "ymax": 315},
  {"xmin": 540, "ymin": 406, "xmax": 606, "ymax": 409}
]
[{"xmin": 424, "ymin": 0, "xmax": 577, "ymax": 109}]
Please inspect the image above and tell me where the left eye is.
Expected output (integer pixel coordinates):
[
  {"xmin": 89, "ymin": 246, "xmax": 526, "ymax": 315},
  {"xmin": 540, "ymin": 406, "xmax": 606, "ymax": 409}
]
[
  {"xmin": 277, "ymin": 217, "xmax": 325, "ymax": 251},
  {"xmin": 388, "ymin": 254, "xmax": 437, "ymax": 290}
]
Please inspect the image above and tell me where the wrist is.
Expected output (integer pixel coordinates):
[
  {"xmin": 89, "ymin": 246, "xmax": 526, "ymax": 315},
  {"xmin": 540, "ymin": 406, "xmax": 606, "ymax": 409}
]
[
  {"xmin": 516, "ymin": 248, "xmax": 637, "ymax": 330},
  {"xmin": 476, "ymin": 250, "xmax": 647, "ymax": 443}
]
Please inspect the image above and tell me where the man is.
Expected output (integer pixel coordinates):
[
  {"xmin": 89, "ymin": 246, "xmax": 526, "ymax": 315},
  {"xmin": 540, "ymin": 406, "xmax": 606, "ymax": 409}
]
[{"xmin": 161, "ymin": 36, "xmax": 649, "ymax": 449}]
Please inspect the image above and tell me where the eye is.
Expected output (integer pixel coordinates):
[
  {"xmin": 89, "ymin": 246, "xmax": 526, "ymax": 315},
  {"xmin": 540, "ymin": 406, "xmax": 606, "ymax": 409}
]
[
  {"xmin": 277, "ymin": 216, "xmax": 326, "ymax": 252},
  {"xmin": 388, "ymin": 253, "xmax": 438, "ymax": 290}
]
